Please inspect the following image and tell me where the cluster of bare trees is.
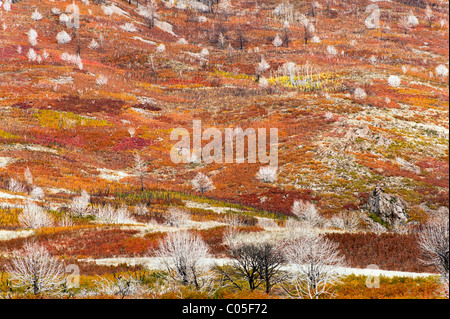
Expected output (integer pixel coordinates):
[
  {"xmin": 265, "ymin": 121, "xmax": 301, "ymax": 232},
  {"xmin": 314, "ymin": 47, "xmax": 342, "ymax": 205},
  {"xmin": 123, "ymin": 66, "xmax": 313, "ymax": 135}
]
[
  {"xmin": 5, "ymin": 213, "xmax": 447, "ymax": 298},
  {"xmin": 150, "ymin": 226, "xmax": 346, "ymax": 298},
  {"xmin": 216, "ymin": 227, "xmax": 346, "ymax": 298}
]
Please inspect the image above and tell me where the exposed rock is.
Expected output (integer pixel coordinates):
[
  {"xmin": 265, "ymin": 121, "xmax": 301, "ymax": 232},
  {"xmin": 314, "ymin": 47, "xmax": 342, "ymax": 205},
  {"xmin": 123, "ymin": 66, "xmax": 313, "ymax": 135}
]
[{"xmin": 366, "ymin": 184, "xmax": 409, "ymax": 225}]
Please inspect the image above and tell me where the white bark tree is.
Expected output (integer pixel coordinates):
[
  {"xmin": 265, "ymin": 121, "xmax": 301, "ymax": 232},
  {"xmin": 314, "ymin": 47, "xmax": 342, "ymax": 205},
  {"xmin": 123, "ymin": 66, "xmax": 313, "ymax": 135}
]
[
  {"xmin": 133, "ymin": 153, "xmax": 149, "ymax": 191},
  {"xmin": 69, "ymin": 190, "xmax": 90, "ymax": 217},
  {"xmin": 94, "ymin": 204, "xmax": 135, "ymax": 224},
  {"xmin": 56, "ymin": 30, "xmax": 72, "ymax": 44},
  {"xmin": 424, "ymin": 5, "xmax": 434, "ymax": 28},
  {"xmin": 164, "ymin": 207, "xmax": 191, "ymax": 227},
  {"xmin": 154, "ymin": 231, "xmax": 214, "ymax": 291},
  {"xmin": 24, "ymin": 167, "xmax": 33, "ymax": 185},
  {"xmin": 272, "ymin": 33, "xmax": 283, "ymax": 47},
  {"xmin": 297, "ymin": 14, "xmax": 315, "ymax": 45},
  {"xmin": 418, "ymin": 220, "xmax": 449, "ymax": 281},
  {"xmin": 291, "ymin": 200, "xmax": 323, "ymax": 228},
  {"xmin": 255, "ymin": 56, "xmax": 270, "ymax": 81},
  {"xmin": 8, "ymin": 178, "xmax": 26, "ymax": 193},
  {"xmin": 19, "ymin": 202, "xmax": 53, "ymax": 229},
  {"xmin": 283, "ymin": 232, "xmax": 346, "ymax": 299},
  {"xmin": 27, "ymin": 29, "xmax": 38, "ymax": 46},
  {"xmin": 139, "ymin": 0, "xmax": 158, "ymax": 28},
  {"xmin": 6, "ymin": 242, "xmax": 64, "ymax": 295},
  {"xmin": 191, "ymin": 172, "xmax": 215, "ymax": 194},
  {"xmin": 96, "ymin": 275, "xmax": 144, "ymax": 299},
  {"xmin": 255, "ymin": 166, "xmax": 278, "ymax": 183}
]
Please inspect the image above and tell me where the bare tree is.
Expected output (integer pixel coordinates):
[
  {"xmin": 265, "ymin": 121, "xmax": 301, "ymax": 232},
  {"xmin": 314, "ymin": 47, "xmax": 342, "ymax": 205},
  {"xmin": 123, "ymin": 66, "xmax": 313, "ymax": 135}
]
[
  {"xmin": 133, "ymin": 153, "xmax": 149, "ymax": 191},
  {"xmin": 255, "ymin": 166, "xmax": 278, "ymax": 183},
  {"xmin": 140, "ymin": 0, "xmax": 158, "ymax": 28},
  {"xmin": 330, "ymin": 211, "xmax": 361, "ymax": 231},
  {"xmin": 424, "ymin": 5, "xmax": 434, "ymax": 28},
  {"xmin": 6, "ymin": 242, "xmax": 64, "ymax": 295},
  {"xmin": 134, "ymin": 202, "xmax": 149, "ymax": 216},
  {"xmin": 96, "ymin": 274, "xmax": 144, "ymax": 299},
  {"xmin": 283, "ymin": 233, "xmax": 346, "ymax": 299},
  {"xmin": 219, "ymin": 231, "xmax": 286, "ymax": 293},
  {"xmin": 191, "ymin": 172, "xmax": 215, "ymax": 194},
  {"xmin": 8, "ymin": 178, "xmax": 26, "ymax": 193},
  {"xmin": 255, "ymin": 56, "xmax": 270, "ymax": 82},
  {"xmin": 219, "ymin": 241, "xmax": 264, "ymax": 291},
  {"xmin": 154, "ymin": 231, "xmax": 214, "ymax": 291},
  {"xmin": 418, "ymin": 220, "xmax": 449, "ymax": 281},
  {"xmin": 24, "ymin": 167, "xmax": 33, "ymax": 185},
  {"xmin": 19, "ymin": 202, "xmax": 53, "ymax": 229},
  {"xmin": 94, "ymin": 204, "xmax": 136, "ymax": 224},
  {"xmin": 297, "ymin": 14, "xmax": 315, "ymax": 45},
  {"xmin": 255, "ymin": 242, "xmax": 286, "ymax": 293},
  {"xmin": 69, "ymin": 190, "xmax": 90, "ymax": 217},
  {"xmin": 398, "ymin": 16, "xmax": 411, "ymax": 34},
  {"xmin": 282, "ymin": 21, "xmax": 290, "ymax": 48},
  {"xmin": 164, "ymin": 207, "xmax": 191, "ymax": 227},
  {"xmin": 291, "ymin": 200, "xmax": 323, "ymax": 228}
]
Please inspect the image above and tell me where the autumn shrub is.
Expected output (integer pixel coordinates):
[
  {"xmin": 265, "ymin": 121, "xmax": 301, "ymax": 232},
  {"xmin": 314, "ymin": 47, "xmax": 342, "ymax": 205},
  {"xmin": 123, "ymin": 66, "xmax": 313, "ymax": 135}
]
[
  {"xmin": 112, "ymin": 137, "xmax": 156, "ymax": 152},
  {"xmin": 326, "ymin": 232, "xmax": 432, "ymax": 273},
  {"xmin": 1, "ymin": 227, "xmax": 164, "ymax": 258},
  {"xmin": 334, "ymin": 275, "xmax": 441, "ymax": 299},
  {"xmin": 0, "ymin": 208, "xmax": 20, "ymax": 230}
]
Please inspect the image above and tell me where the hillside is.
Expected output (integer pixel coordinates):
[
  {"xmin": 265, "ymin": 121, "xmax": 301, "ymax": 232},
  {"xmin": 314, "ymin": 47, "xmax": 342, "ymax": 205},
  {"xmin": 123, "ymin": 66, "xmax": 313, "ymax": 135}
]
[{"xmin": 0, "ymin": 0, "xmax": 448, "ymax": 299}]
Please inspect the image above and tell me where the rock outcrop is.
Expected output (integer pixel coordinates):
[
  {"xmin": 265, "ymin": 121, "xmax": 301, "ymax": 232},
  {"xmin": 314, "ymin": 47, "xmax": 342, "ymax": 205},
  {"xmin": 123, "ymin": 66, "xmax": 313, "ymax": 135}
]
[{"xmin": 366, "ymin": 184, "xmax": 409, "ymax": 225}]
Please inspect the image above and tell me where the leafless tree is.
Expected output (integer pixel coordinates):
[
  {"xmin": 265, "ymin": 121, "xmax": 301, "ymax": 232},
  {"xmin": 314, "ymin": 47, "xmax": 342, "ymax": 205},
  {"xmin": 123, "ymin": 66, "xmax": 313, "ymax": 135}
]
[
  {"xmin": 256, "ymin": 166, "xmax": 278, "ymax": 183},
  {"xmin": 398, "ymin": 16, "xmax": 411, "ymax": 34},
  {"xmin": 94, "ymin": 204, "xmax": 136, "ymax": 224},
  {"xmin": 19, "ymin": 202, "xmax": 53, "ymax": 229},
  {"xmin": 424, "ymin": 5, "xmax": 434, "ymax": 28},
  {"xmin": 30, "ymin": 186, "xmax": 45, "ymax": 200},
  {"xmin": 154, "ymin": 231, "xmax": 214, "ymax": 291},
  {"xmin": 219, "ymin": 241, "xmax": 264, "ymax": 291},
  {"xmin": 69, "ymin": 190, "xmax": 91, "ymax": 217},
  {"xmin": 291, "ymin": 200, "xmax": 323, "ymax": 228},
  {"xmin": 297, "ymin": 13, "xmax": 315, "ymax": 45},
  {"xmin": 6, "ymin": 242, "xmax": 64, "ymax": 295},
  {"xmin": 164, "ymin": 207, "xmax": 191, "ymax": 227},
  {"xmin": 255, "ymin": 242, "xmax": 286, "ymax": 293},
  {"xmin": 282, "ymin": 232, "xmax": 346, "ymax": 299},
  {"xmin": 24, "ymin": 167, "xmax": 33, "ymax": 185},
  {"xmin": 282, "ymin": 21, "xmax": 290, "ymax": 48},
  {"xmin": 96, "ymin": 274, "xmax": 144, "ymax": 299},
  {"xmin": 330, "ymin": 211, "xmax": 361, "ymax": 231},
  {"xmin": 134, "ymin": 202, "xmax": 149, "ymax": 216},
  {"xmin": 191, "ymin": 172, "xmax": 215, "ymax": 194},
  {"xmin": 418, "ymin": 220, "xmax": 449, "ymax": 281},
  {"xmin": 133, "ymin": 153, "xmax": 149, "ymax": 191},
  {"xmin": 219, "ymin": 231, "xmax": 286, "ymax": 293},
  {"xmin": 140, "ymin": 0, "xmax": 158, "ymax": 28},
  {"xmin": 8, "ymin": 178, "xmax": 26, "ymax": 193}
]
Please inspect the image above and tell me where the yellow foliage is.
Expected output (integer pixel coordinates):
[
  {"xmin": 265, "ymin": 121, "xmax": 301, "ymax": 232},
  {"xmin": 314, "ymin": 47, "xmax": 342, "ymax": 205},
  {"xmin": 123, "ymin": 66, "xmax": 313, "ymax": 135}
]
[{"xmin": 34, "ymin": 110, "xmax": 110, "ymax": 129}]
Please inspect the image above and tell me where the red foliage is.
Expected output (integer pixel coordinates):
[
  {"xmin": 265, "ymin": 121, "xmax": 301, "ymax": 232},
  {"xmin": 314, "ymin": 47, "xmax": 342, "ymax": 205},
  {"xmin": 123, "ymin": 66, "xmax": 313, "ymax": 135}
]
[
  {"xmin": 11, "ymin": 102, "xmax": 33, "ymax": 109},
  {"xmin": 41, "ymin": 96, "xmax": 125, "ymax": 116},
  {"xmin": 0, "ymin": 228, "xmax": 165, "ymax": 258},
  {"xmin": 112, "ymin": 137, "xmax": 156, "ymax": 151},
  {"xmin": 326, "ymin": 232, "xmax": 436, "ymax": 273},
  {"xmin": 33, "ymin": 132, "xmax": 86, "ymax": 149}
]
